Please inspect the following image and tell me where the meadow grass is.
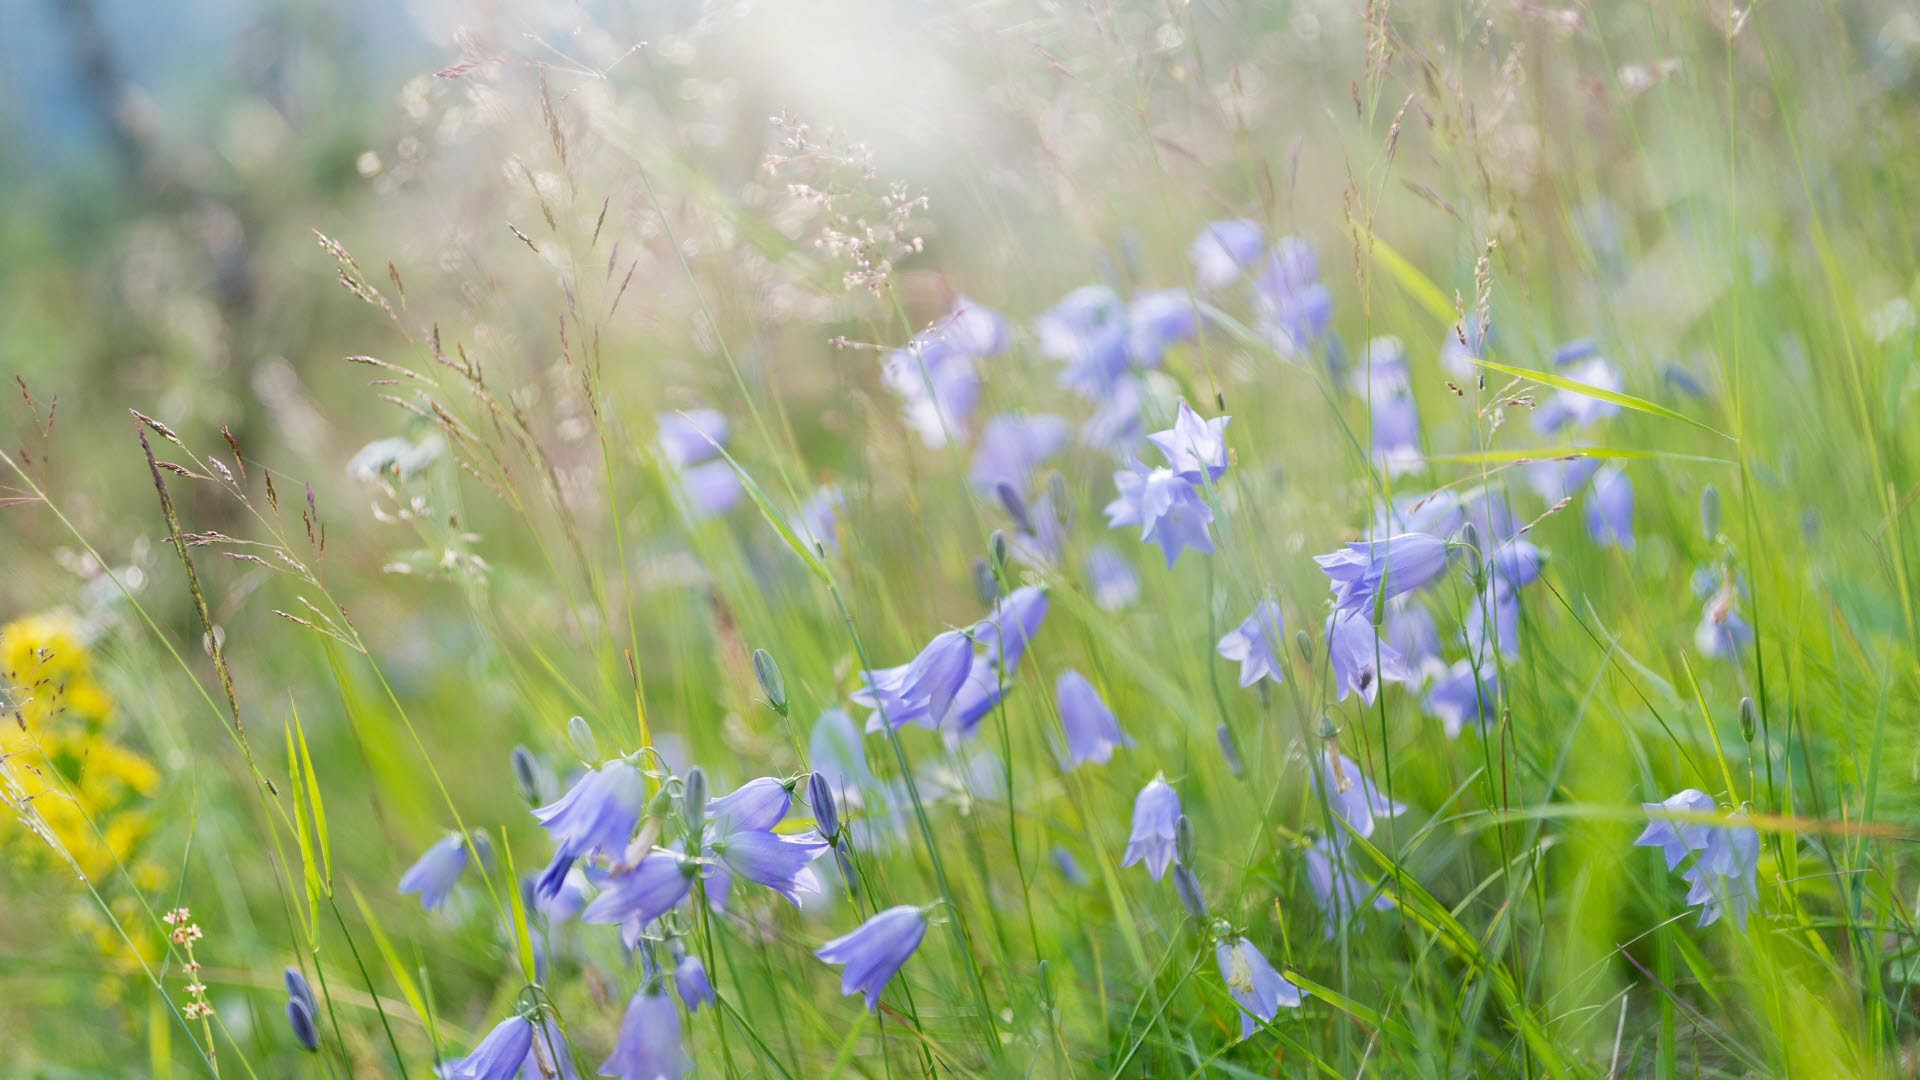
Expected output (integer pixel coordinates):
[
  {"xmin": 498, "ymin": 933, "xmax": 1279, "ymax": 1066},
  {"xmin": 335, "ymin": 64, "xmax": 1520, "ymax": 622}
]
[{"xmin": 4, "ymin": 2, "xmax": 1920, "ymax": 1078}]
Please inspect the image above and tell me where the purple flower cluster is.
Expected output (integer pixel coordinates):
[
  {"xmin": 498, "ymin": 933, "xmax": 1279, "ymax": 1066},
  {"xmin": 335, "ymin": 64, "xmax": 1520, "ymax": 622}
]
[
  {"xmin": 1634, "ymin": 789, "xmax": 1761, "ymax": 928},
  {"xmin": 1103, "ymin": 401, "xmax": 1230, "ymax": 566},
  {"xmin": 882, "ymin": 297, "xmax": 1010, "ymax": 447},
  {"xmin": 852, "ymin": 586, "xmax": 1048, "ymax": 742}
]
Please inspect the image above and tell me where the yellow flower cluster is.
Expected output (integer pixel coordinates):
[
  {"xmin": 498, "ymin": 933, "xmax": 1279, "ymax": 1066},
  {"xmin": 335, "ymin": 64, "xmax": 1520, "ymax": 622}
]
[{"xmin": 1, "ymin": 612, "xmax": 162, "ymax": 885}]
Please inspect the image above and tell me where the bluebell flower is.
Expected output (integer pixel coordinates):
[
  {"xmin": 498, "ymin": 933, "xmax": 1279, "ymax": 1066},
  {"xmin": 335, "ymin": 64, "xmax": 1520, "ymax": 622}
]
[
  {"xmin": 580, "ymin": 850, "xmax": 696, "ymax": 933},
  {"xmin": 975, "ymin": 585, "xmax": 1048, "ymax": 671},
  {"xmin": 533, "ymin": 862, "xmax": 588, "ymax": 923},
  {"xmin": 706, "ymin": 777, "xmax": 792, "ymax": 833},
  {"xmin": 1146, "ymin": 400, "xmax": 1231, "ymax": 483},
  {"xmin": 399, "ymin": 833, "xmax": 473, "ymax": 911},
  {"xmin": 1487, "ymin": 538, "xmax": 1545, "ymax": 590},
  {"xmin": 1037, "ymin": 286, "xmax": 1132, "ymax": 400},
  {"xmin": 1084, "ymin": 543, "xmax": 1140, "ymax": 611},
  {"xmin": 1128, "ymin": 289, "xmax": 1201, "ymax": 366},
  {"xmin": 1383, "ymin": 599, "xmax": 1441, "ymax": 677},
  {"xmin": 1080, "ymin": 375, "xmax": 1145, "ymax": 455},
  {"xmin": 534, "ymin": 758, "xmax": 650, "ymax": 861},
  {"xmin": 1632, "ymin": 788, "xmax": 1719, "ymax": 870},
  {"xmin": 1252, "ymin": 238, "xmax": 1332, "ymax": 355},
  {"xmin": 809, "ymin": 708, "xmax": 875, "ymax": 804},
  {"xmin": 1314, "ymin": 750, "xmax": 1405, "ymax": 841},
  {"xmin": 1316, "ymin": 532, "xmax": 1453, "ymax": 614},
  {"xmin": 1460, "ymin": 486, "xmax": 1520, "ymax": 545},
  {"xmin": 860, "ymin": 653, "xmax": 1005, "ymax": 738},
  {"xmin": 1551, "ymin": 338, "xmax": 1599, "ymax": 368},
  {"xmin": 1055, "ymin": 669, "xmax": 1134, "ymax": 768},
  {"xmin": 881, "ymin": 340, "xmax": 981, "ymax": 447},
  {"xmin": 1303, "ymin": 837, "xmax": 1395, "ymax": 939},
  {"xmin": 284, "ymin": 966, "xmax": 317, "ymax": 1019},
  {"xmin": 1121, "ymin": 775, "xmax": 1182, "ymax": 880},
  {"xmin": 1216, "ymin": 599, "xmax": 1285, "ymax": 688},
  {"xmin": 1324, "ymin": 609, "xmax": 1411, "ymax": 705},
  {"xmin": 1104, "ymin": 462, "xmax": 1215, "ymax": 566},
  {"xmin": 941, "ymin": 296, "xmax": 1011, "ymax": 357},
  {"xmin": 1188, "ymin": 219, "xmax": 1266, "ymax": 289},
  {"xmin": 1369, "ymin": 489, "xmax": 1462, "ymax": 540},
  {"xmin": 854, "ymin": 630, "xmax": 975, "ymax": 730},
  {"xmin": 600, "ymin": 987, "xmax": 689, "ymax": 1080},
  {"xmin": 1215, "ymin": 936, "xmax": 1302, "ymax": 1039},
  {"xmin": 1052, "ymin": 846, "xmax": 1090, "ymax": 886},
  {"xmin": 521, "ymin": 1017, "xmax": 578, "ymax": 1080},
  {"xmin": 1682, "ymin": 815, "xmax": 1760, "ymax": 929},
  {"xmin": 1369, "ymin": 394, "xmax": 1423, "ymax": 476},
  {"xmin": 1530, "ymin": 355, "xmax": 1622, "ymax": 436},
  {"xmin": 1424, "ymin": 660, "xmax": 1499, "ymax": 738},
  {"xmin": 676, "ymin": 460, "xmax": 743, "ymax": 518},
  {"xmin": 1350, "ymin": 335, "xmax": 1410, "ymax": 396},
  {"xmin": 1439, "ymin": 316, "xmax": 1487, "ymax": 379},
  {"xmin": 1584, "ymin": 467, "xmax": 1634, "ymax": 550},
  {"xmin": 444, "ymin": 1016, "xmax": 533, "ymax": 1080},
  {"xmin": 656, "ymin": 409, "xmax": 728, "ymax": 469},
  {"xmin": 1694, "ymin": 587, "xmax": 1752, "ymax": 659},
  {"xmin": 815, "ymin": 904, "xmax": 929, "ymax": 1011},
  {"xmin": 970, "ymin": 413, "xmax": 1070, "ymax": 494},
  {"xmin": 712, "ymin": 828, "xmax": 828, "ymax": 908},
  {"xmin": 1524, "ymin": 454, "xmax": 1599, "ymax": 503},
  {"xmin": 673, "ymin": 949, "xmax": 715, "ymax": 1013}
]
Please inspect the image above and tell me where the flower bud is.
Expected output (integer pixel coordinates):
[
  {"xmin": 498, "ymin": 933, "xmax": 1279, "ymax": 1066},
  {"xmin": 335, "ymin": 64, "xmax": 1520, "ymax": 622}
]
[
  {"xmin": 971, "ymin": 557, "xmax": 997, "ymax": 607},
  {"xmin": 1700, "ymin": 485, "xmax": 1722, "ymax": 540},
  {"xmin": 286, "ymin": 996, "xmax": 320, "ymax": 1052},
  {"xmin": 751, "ymin": 649, "xmax": 788, "ymax": 717},
  {"xmin": 1173, "ymin": 864, "xmax": 1208, "ymax": 920},
  {"xmin": 682, "ymin": 767, "xmax": 708, "ymax": 842},
  {"xmin": 1738, "ymin": 696, "xmax": 1756, "ymax": 743},
  {"xmin": 510, "ymin": 746, "xmax": 543, "ymax": 807},
  {"xmin": 1295, "ymin": 628, "xmax": 1313, "ymax": 664},
  {"xmin": 1316, "ymin": 714, "xmax": 1341, "ymax": 739},
  {"xmin": 1215, "ymin": 724, "xmax": 1243, "ymax": 777},
  {"xmin": 834, "ymin": 845, "xmax": 860, "ymax": 893},
  {"xmin": 808, "ymin": 771, "xmax": 839, "ymax": 839},
  {"xmin": 1047, "ymin": 471, "xmax": 1072, "ymax": 527},
  {"xmin": 989, "ymin": 529, "xmax": 1009, "ymax": 570},
  {"xmin": 1038, "ymin": 958, "xmax": 1055, "ymax": 1007},
  {"xmin": 1174, "ymin": 814, "xmax": 1195, "ymax": 866},
  {"xmin": 994, "ymin": 480, "xmax": 1033, "ymax": 535},
  {"xmin": 567, "ymin": 715, "xmax": 598, "ymax": 760}
]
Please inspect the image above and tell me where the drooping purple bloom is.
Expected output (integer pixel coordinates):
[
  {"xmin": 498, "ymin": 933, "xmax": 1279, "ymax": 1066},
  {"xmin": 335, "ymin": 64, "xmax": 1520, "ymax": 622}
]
[
  {"xmin": 1524, "ymin": 454, "xmax": 1599, "ymax": 503},
  {"xmin": 522, "ymin": 1017, "xmax": 579, "ymax": 1080},
  {"xmin": 1369, "ymin": 394, "xmax": 1423, "ymax": 476},
  {"xmin": 1314, "ymin": 750, "xmax": 1406, "ymax": 841},
  {"xmin": 1080, "ymin": 544, "xmax": 1138, "ymax": 611},
  {"xmin": 1531, "ymin": 356, "xmax": 1623, "ymax": 436},
  {"xmin": 444, "ymin": 1016, "xmax": 534, "ymax": 1080},
  {"xmin": 1128, "ymin": 289, "xmax": 1201, "ymax": 366},
  {"xmin": 677, "ymin": 459, "xmax": 743, "ymax": 518},
  {"xmin": 1324, "ymin": 608, "xmax": 1411, "ymax": 705},
  {"xmin": 1552, "ymin": 338, "xmax": 1599, "ymax": 368},
  {"xmin": 534, "ymin": 759, "xmax": 650, "ymax": 862},
  {"xmin": 656, "ymin": 410, "xmax": 728, "ymax": 469},
  {"xmin": 1370, "ymin": 489, "xmax": 1463, "ymax": 540},
  {"xmin": 1303, "ymin": 837, "xmax": 1395, "ymax": 939},
  {"xmin": 1037, "ymin": 286, "xmax": 1134, "ymax": 400},
  {"xmin": 1146, "ymin": 400, "xmax": 1231, "ymax": 483},
  {"xmin": 975, "ymin": 586, "xmax": 1048, "ymax": 671},
  {"xmin": 673, "ymin": 950, "xmax": 716, "ymax": 1012},
  {"xmin": 1055, "ymin": 670, "xmax": 1133, "ymax": 768},
  {"xmin": 1682, "ymin": 815, "xmax": 1760, "ymax": 929},
  {"xmin": 794, "ymin": 485, "xmax": 843, "ymax": 557},
  {"xmin": 398, "ymin": 833, "xmax": 471, "ymax": 911},
  {"xmin": 854, "ymin": 629, "xmax": 975, "ymax": 730},
  {"xmin": 815, "ymin": 904, "xmax": 929, "ymax": 1012},
  {"xmin": 599, "ymin": 987, "xmax": 688, "ymax": 1080},
  {"xmin": 1216, "ymin": 599, "xmax": 1285, "ymax": 688},
  {"xmin": 1584, "ymin": 467, "xmax": 1635, "ymax": 550},
  {"xmin": 882, "ymin": 342, "xmax": 981, "ymax": 448},
  {"xmin": 580, "ymin": 851, "xmax": 696, "ymax": 931},
  {"xmin": 1633, "ymin": 788, "xmax": 1720, "ymax": 870},
  {"xmin": 1383, "ymin": 600, "xmax": 1441, "ymax": 677},
  {"xmin": 970, "ymin": 413, "xmax": 1070, "ymax": 494},
  {"xmin": 1487, "ymin": 538, "xmax": 1546, "ymax": 590},
  {"xmin": 1121, "ymin": 775, "xmax": 1182, "ymax": 881},
  {"xmin": 1252, "ymin": 238, "xmax": 1333, "ymax": 355},
  {"xmin": 1350, "ymin": 335, "xmax": 1410, "ymax": 396},
  {"xmin": 1105, "ymin": 462, "xmax": 1216, "ymax": 566},
  {"xmin": 1460, "ymin": 486, "xmax": 1520, "ymax": 546},
  {"xmin": 1424, "ymin": 660, "xmax": 1500, "ymax": 738},
  {"xmin": 1694, "ymin": 586, "xmax": 1752, "ymax": 659},
  {"xmin": 1188, "ymin": 219, "xmax": 1266, "ymax": 289},
  {"xmin": 1215, "ymin": 936, "xmax": 1303, "ymax": 1039},
  {"xmin": 706, "ymin": 777, "xmax": 791, "ymax": 833},
  {"xmin": 1316, "ymin": 532, "xmax": 1453, "ymax": 614},
  {"xmin": 941, "ymin": 296, "xmax": 1011, "ymax": 357},
  {"xmin": 713, "ymin": 828, "xmax": 828, "ymax": 908}
]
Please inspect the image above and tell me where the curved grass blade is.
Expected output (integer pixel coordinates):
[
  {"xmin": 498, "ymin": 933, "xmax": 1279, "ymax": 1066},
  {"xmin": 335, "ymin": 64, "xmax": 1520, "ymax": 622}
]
[
  {"xmin": 685, "ymin": 417, "xmax": 830, "ymax": 583},
  {"xmin": 1471, "ymin": 357, "xmax": 1734, "ymax": 441}
]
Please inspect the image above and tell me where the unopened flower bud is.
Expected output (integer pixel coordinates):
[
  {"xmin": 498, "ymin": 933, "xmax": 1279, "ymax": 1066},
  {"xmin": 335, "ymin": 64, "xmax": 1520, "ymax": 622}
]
[
  {"xmin": 510, "ymin": 746, "xmax": 543, "ymax": 807},
  {"xmin": 971, "ymin": 557, "xmax": 997, "ymax": 606},
  {"xmin": 752, "ymin": 648, "xmax": 788, "ymax": 716},
  {"xmin": 286, "ymin": 997, "xmax": 319, "ymax": 1052},
  {"xmin": 1174, "ymin": 814, "xmax": 1195, "ymax": 866},
  {"xmin": 682, "ymin": 767, "xmax": 708, "ymax": 841},
  {"xmin": 808, "ymin": 771, "xmax": 839, "ymax": 839},
  {"xmin": 1295, "ymin": 629, "xmax": 1313, "ymax": 664},
  {"xmin": 989, "ymin": 529, "xmax": 1009, "ymax": 570},
  {"xmin": 1173, "ymin": 864, "xmax": 1208, "ymax": 920},
  {"xmin": 567, "ymin": 715, "xmax": 598, "ymax": 760},
  {"xmin": 1738, "ymin": 696, "xmax": 1756, "ymax": 743},
  {"xmin": 1215, "ymin": 724, "xmax": 1243, "ymax": 777},
  {"xmin": 994, "ymin": 480, "xmax": 1033, "ymax": 534}
]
